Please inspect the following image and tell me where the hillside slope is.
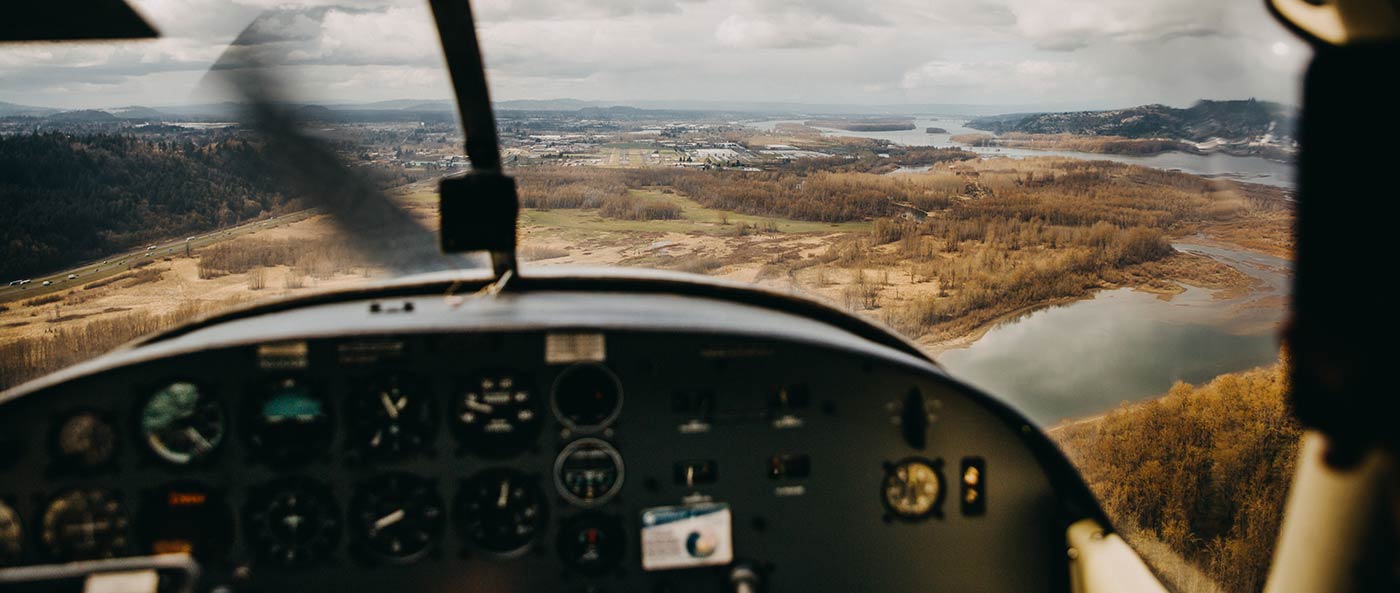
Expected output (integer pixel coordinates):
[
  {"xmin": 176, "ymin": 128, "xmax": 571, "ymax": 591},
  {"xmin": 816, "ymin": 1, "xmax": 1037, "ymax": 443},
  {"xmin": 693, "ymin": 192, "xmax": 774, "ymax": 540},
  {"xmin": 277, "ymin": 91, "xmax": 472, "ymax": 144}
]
[
  {"xmin": 969, "ymin": 100, "xmax": 1295, "ymax": 144},
  {"xmin": 1053, "ymin": 357, "xmax": 1299, "ymax": 593}
]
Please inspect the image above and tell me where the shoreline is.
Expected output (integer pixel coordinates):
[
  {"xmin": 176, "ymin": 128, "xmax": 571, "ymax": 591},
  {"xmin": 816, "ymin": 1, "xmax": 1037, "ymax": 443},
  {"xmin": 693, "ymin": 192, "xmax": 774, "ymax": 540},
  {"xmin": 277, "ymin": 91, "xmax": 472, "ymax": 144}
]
[{"xmin": 921, "ymin": 238, "xmax": 1287, "ymax": 358}]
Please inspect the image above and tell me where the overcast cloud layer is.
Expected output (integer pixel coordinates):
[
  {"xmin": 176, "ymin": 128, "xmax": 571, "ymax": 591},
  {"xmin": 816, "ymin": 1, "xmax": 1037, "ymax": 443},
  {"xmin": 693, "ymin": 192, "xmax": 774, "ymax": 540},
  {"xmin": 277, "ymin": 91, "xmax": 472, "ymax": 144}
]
[{"xmin": 0, "ymin": 0, "xmax": 1310, "ymax": 111}]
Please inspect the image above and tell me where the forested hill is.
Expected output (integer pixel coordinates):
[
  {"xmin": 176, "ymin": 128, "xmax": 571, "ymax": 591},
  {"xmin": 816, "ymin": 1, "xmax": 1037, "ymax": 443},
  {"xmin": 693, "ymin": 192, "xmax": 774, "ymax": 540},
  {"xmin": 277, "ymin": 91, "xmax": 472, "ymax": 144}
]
[
  {"xmin": 0, "ymin": 133, "xmax": 289, "ymax": 279},
  {"xmin": 968, "ymin": 100, "xmax": 1296, "ymax": 143}
]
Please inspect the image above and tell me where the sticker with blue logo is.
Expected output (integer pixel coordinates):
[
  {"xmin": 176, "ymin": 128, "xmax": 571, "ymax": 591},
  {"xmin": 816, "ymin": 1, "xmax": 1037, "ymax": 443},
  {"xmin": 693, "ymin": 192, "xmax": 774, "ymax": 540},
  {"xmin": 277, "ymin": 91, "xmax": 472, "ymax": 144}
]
[{"xmin": 640, "ymin": 502, "xmax": 733, "ymax": 571}]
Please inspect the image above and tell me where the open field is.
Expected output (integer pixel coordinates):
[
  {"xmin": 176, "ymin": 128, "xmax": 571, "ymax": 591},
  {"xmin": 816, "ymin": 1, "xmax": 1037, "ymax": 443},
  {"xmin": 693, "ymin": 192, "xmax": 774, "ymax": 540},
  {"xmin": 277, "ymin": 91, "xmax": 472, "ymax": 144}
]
[{"xmin": 1, "ymin": 156, "xmax": 1293, "ymax": 391}]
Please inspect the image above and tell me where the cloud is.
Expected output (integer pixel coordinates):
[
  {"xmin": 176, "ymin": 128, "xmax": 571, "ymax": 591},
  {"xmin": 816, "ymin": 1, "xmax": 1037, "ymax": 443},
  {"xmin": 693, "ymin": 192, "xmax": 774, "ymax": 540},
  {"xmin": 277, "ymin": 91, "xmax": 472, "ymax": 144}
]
[
  {"xmin": 1, "ymin": 0, "xmax": 1308, "ymax": 111},
  {"xmin": 1003, "ymin": 0, "xmax": 1233, "ymax": 51}
]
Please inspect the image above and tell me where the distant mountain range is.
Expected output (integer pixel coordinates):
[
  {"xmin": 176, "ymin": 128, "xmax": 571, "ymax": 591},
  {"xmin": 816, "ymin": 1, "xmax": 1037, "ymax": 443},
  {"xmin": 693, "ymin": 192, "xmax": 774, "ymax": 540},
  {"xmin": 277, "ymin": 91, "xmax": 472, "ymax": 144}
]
[
  {"xmin": 967, "ymin": 100, "xmax": 1297, "ymax": 144},
  {"xmin": 1, "ymin": 99, "xmax": 1299, "ymax": 138},
  {"xmin": 1, "ymin": 98, "xmax": 1120, "ymax": 122}
]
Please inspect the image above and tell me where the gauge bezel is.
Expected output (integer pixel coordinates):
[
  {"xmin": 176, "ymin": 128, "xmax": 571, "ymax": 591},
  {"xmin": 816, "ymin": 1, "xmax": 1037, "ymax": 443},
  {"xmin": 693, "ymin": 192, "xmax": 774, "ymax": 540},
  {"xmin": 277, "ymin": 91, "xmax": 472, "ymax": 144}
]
[
  {"xmin": 453, "ymin": 467, "xmax": 548, "ymax": 557},
  {"xmin": 879, "ymin": 456, "xmax": 945, "ymax": 522},
  {"xmin": 48, "ymin": 407, "xmax": 121, "ymax": 472},
  {"xmin": 0, "ymin": 496, "xmax": 24, "ymax": 567},
  {"xmin": 451, "ymin": 370, "xmax": 542, "ymax": 459},
  {"xmin": 243, "ymin": 476, "xmax": 342, "ymax": 570},
  {"xmin": 347, "ymin": 472, "xmax": 445, "ymax": 565},
  {"xmin": 38, "ymin": 488, "xmax": 130, "ymax": 561},
  {"xmin": 553, "ymin": 438, "xmax": 625, "ymax": 508},
  {"xmin": 343, "ymin": 373, "xmax": 438, "ymax": 462},
  {"xmin": 137, "ymin": 380, "xmax": 228, "ymax": 467},
  {"xmin": 556, "ymin": 512, "xmax": 625, "ymax": 577},
  {"xmin": 549, "ymin": 363, "xmax": 624, "ymax": 433},
  {"xmin": 244, "ymin": 376, "xmax": 335, "ymax": 467}
]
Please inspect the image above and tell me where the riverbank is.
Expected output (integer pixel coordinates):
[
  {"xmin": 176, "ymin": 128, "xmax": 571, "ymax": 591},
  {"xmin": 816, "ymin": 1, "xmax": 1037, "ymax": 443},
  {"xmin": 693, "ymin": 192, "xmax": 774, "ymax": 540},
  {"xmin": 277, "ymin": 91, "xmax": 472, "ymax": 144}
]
[{"xmin": 952, "ymin": 132, "xmax": 1295, "ymax": 163}]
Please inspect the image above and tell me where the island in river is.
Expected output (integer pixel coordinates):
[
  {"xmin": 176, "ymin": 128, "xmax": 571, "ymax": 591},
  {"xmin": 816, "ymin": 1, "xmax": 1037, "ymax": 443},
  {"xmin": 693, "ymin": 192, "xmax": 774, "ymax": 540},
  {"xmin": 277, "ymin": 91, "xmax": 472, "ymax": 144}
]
[{"xmin": 804, "ymin": 118, "xmax": 916, "ymax": 132}]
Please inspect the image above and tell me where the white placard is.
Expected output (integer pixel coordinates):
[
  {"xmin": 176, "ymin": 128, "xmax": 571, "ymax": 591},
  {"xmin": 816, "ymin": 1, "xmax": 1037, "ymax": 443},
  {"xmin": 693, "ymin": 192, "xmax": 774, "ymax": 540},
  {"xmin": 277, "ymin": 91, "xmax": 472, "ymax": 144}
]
[{"xmin": 640, "ymin": 503, "xmax": 733, "ymax": 571}]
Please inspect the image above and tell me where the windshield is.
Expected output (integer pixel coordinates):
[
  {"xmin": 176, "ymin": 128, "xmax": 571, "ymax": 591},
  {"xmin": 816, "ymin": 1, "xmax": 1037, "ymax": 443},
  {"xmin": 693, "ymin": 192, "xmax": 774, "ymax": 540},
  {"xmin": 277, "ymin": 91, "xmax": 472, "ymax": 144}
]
[{"xmin": 0, "ymin": 2, "xmax": 1303, "ymax": 591}]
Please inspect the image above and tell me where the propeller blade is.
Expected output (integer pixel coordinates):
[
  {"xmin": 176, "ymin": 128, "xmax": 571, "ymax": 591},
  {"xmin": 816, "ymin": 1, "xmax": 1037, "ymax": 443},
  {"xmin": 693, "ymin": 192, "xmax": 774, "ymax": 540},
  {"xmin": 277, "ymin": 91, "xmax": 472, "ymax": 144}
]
[{"xmin": 200, "ymin": 13, "xmax": 483, "ymax": 276}]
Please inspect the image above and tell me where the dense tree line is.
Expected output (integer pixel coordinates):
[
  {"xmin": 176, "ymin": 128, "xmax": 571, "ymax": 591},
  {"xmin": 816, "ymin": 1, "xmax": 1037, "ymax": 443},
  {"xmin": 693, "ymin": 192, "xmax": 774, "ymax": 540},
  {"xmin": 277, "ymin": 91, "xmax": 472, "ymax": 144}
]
[
  {"xmin": 1055, "ymin": 358, "xmax": 1299, "ymax": 593},
  {"xmin": 0, "ymin": 132, "xmax": 292, "ymax": 279}
]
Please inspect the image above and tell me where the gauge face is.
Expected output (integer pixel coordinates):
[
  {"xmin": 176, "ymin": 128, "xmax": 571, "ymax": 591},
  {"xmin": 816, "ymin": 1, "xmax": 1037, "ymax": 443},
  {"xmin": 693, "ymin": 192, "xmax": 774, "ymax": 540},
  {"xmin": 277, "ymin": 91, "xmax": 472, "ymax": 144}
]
[
  {"xmin": 141, "ymin": 484, "xmax": 233, "ymax": 561},
  {"xmin": 346, "ymin": 376, "xmax": 435, "ymax": 461},
  {"xmin": 453, "ymin": 373, "xmax": 541, "ymax": 458},
  {"xmin": 349, "ymin": 473, "xmax": 444, "ymax": 564},
  {"xmin": 248, "ymin": 378, "xmax": 333, "ymax": 465},
  {"xmin": 244, "ymin": 478, "xmax": 341, "ymax": 569},
  {"xmin": 141, "ymin": 382, "xmax": 226, "ymax": 465},
  {"xmin": 52, "ymin": 410, "xmax": 118, "ymax": 469},
  {"xmin": 557, "ymin": 513, "xmax": 624, "ymax": 577},
  {"xmin": 882, "ymin": 459, "xmax": 943, "ymax": 520},
  {"xmin": 550, "ymin": 364, "xmax": 623, "ymax": 431},
  {"xmin": 0, "ymin": 499, "xmax": 22, "ymax": 566},
  {"xmin": 554, "ymin": 438, "xmax": 624, "ymax": 507},
  {"xmin": 455, "ymin": 468, "xmax": 547, "ymax": 554},
  {"xmin": 40, "ymin": 489, "xmax": 129, "ymax": 561}
]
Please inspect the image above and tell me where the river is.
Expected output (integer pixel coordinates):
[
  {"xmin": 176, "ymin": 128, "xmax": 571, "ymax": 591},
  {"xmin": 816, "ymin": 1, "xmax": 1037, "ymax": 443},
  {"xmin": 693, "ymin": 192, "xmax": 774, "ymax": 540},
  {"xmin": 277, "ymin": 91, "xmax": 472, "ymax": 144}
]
[
  {"xmin": 935, "ymin": 241, "xmax": 1291, "ymax": 424},
  {"xmin": 746, "ymin": 117, "xmax": 1295, "ymax": 188}
]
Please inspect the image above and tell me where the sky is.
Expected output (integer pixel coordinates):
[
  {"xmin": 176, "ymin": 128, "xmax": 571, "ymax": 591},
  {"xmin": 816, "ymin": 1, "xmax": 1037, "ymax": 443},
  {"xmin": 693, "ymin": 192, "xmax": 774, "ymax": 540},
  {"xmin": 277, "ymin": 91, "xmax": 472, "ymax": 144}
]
[{"xmin": 0, "ymin": 0, "xmax": 1311, "ymax": 111}]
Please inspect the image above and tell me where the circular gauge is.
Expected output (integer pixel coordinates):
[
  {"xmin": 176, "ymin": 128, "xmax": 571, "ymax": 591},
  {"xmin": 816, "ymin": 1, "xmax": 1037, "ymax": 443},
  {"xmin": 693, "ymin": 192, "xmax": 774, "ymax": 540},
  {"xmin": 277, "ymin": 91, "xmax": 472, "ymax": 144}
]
[
  {"xmin": 348, "ymin": 473, "xmax": 444, "ymax": 564},
  {"xmin": 141, "ymin": 382, "xmax": 226, "ymax": 466},
  {"xmin": 244, "ymin": 478, "xmax": 341, "ymax": 569},
  {"xmin": 453, "ymin": 372, "xmax": 541, "ymax": 458},
  {"xmin": 248, "ymin": 378, "xmax": 333, "ymax": 465},
  {"xmin": 141, "ymin": 484, "xmax": 233, "ymax": 561},
  {"xmin": 40, "ymin": 489, "xmax": 130, "ymax": 561},
  {"xmin": 550, "ymin": 364, "xmax": 623, "ymax": 432},
  {"xmin": 52, "ymin": 410, "xmax": 118, "ymax": 469},
  {"xmin": 881, "ymin": 458, "xmax": 943, "ymax": 520},
  {"xmin": 454, "ymin": 468, "xmax": 547, "ymax": 555},
  {"xmin": 0, "ymin": 499, "xmax": 22, "ymax": 566},
  {"xmin": 553, "ymin": 438, "xmax": 624, "ymax": 507},
  {"xmin": 557, "ymin": 513, "xmax": 624, "ymax": 577},
  {"xmin": 346, "ymin": 375, "xmax": 435, "ymax": 461}
]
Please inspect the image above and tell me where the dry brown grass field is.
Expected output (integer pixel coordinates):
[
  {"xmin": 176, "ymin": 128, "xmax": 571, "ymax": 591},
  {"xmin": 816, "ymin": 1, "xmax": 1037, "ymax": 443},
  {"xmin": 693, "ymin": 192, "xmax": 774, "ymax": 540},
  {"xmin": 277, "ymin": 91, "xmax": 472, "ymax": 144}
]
[{"xmin": 1, "ymin": 157, "xmax": 1292, "ymax": 390}]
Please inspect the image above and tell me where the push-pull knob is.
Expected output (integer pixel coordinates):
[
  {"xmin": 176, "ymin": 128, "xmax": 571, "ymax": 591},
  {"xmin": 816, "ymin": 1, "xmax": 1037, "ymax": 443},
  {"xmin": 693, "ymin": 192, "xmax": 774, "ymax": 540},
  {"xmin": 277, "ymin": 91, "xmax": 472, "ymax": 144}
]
[
  {"xmin": 730, "ymin": 564, "xmax": 761, "ymax": 593},
  {"xmin": 900, "ymin": 389, "xmax": 930, "ymax": 449}
]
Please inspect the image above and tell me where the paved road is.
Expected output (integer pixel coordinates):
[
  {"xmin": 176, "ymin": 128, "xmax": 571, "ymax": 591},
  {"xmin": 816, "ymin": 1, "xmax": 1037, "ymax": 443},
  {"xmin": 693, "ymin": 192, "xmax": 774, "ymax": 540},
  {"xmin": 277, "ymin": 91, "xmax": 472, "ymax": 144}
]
[{"xmin": 0, "ymin": 210, "xmax": 316, "ymax": 305}]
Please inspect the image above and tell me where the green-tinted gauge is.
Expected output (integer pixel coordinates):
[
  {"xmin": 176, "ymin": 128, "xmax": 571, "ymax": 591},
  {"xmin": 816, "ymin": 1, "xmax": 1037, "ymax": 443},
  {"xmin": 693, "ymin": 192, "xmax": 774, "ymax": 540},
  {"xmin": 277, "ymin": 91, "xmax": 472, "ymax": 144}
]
[
  {"xmin": 263, "ymin": 386, "xmax": 325, "ymax": 422},
  {"xmin": 0, "ymin": 499, "xmax": 22, "ymax": 566},
  {"xmin": 141, "ymin": 382, "xmax": 226, "ymax": 465},
  {"xmin": 248, "ymin": 379, "xmax": 333, "ymax": 466},
  {"xmin": 41, "ymin": 489, "xmax": 130, "ymax": 561}
]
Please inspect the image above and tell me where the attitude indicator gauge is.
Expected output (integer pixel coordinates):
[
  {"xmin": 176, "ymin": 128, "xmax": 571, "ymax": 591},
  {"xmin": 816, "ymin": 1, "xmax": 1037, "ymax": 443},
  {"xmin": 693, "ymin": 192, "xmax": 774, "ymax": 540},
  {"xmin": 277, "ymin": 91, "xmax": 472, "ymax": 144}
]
[{"xmin": 248, "ymin": 378, "xmax": 333, "ymax": 466}]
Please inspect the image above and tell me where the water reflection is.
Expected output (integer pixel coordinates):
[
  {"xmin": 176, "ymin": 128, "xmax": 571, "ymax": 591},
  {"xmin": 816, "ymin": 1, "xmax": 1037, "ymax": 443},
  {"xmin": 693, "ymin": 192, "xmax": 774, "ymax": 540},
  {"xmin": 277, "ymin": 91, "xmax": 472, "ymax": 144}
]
[
  {"xmin": 936, "ymin": 243, "xmax": 1291, "ymax": 424},
  {"xmin": 747, "ymin": 117, "xmax": 1295, "ymax": 188}
]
